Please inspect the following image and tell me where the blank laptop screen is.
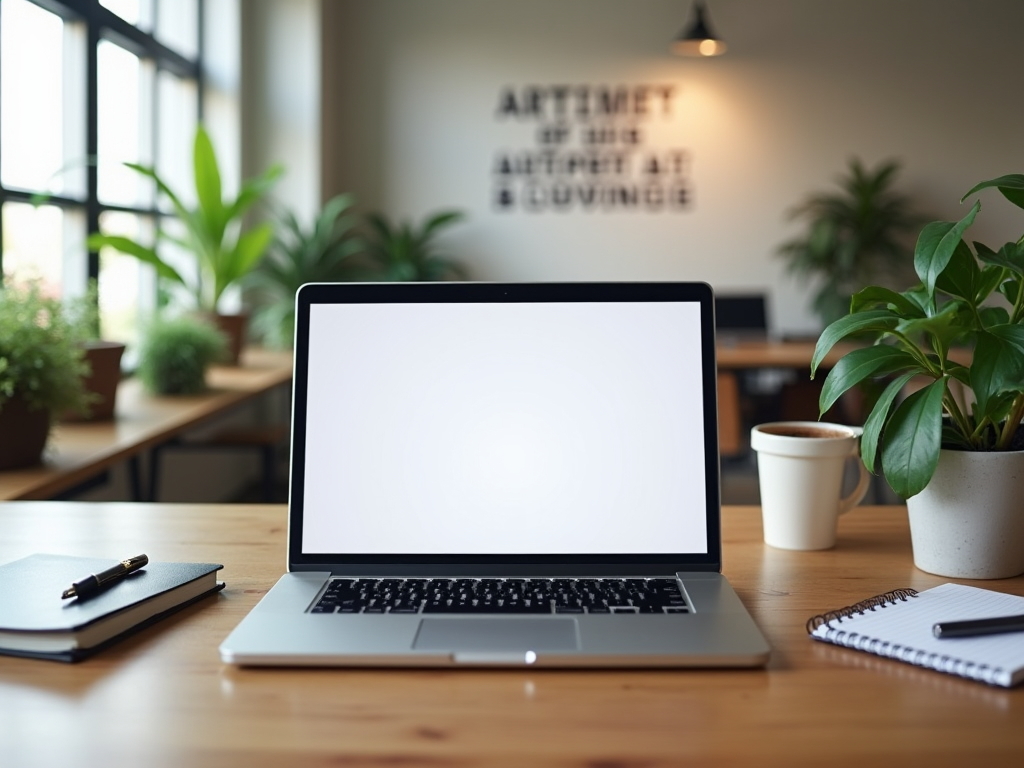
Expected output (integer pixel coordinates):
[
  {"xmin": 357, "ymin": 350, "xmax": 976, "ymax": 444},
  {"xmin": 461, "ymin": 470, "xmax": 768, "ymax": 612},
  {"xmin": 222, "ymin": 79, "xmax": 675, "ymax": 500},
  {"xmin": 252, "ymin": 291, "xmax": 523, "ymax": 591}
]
[{"xmin": 298, "ymin": 296, "xmax": 710, "ymax": 556}]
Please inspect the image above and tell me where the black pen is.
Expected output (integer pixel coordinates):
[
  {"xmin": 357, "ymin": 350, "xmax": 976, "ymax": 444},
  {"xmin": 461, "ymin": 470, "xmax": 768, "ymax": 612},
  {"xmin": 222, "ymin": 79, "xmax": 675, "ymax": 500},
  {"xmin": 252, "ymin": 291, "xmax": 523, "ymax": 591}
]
[
  {"xmin": 933, "ymin": 613, "xmax": 1024, "ymax": 639},
  {"xmin": 61, "ymin": 554, "xmax": 149, "ymax": 600}
]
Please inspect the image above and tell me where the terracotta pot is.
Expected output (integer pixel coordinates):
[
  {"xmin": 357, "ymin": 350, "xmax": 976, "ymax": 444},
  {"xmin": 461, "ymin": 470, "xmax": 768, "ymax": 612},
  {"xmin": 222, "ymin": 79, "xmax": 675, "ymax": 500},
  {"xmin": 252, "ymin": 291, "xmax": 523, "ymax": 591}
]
[
  {"xmin": 906, "ymin": 448, "xmax": 1024, "ymax": 579},
  {"xmin": 212, "ymin": 312, "xmax": 248, "ymax": 366},
  {"xmin": 64, "ymin": 340, "xmax": 126, "ymax": 422},
  {"xmin": 0, "ymin": 395, "xmax": 51, "ymax": 470}
]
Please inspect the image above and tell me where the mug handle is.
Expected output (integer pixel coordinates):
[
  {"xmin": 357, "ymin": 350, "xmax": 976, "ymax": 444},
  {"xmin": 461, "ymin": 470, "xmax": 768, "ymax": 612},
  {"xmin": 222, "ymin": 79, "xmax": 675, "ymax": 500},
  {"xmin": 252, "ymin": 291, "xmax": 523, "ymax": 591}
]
[{"xmin": 838, "ymin": 428, "xmax": 871, "ymax": 515}]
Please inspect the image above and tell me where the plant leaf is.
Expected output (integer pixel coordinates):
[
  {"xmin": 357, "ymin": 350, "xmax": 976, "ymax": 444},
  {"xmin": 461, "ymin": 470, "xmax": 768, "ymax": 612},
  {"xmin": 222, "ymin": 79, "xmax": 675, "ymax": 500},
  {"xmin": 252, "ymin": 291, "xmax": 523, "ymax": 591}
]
[
  {"xmin": 913, "ymin": 201, "xmax": 980, "ymax": 300},
  {"xmin": 85, "ymin": 234, "xmax": 185, "ymax": 285},
  {"xmin": 975, "ymin": 240, "xmax": 1024, "ymax": 277},
  {"xmin": 934, "ymin": 240, "xmax": 983, "ymax": 302},
  {"xmin": 193, "ymin": 126, "xmax": 225, "ymax": 243},
  {"xmin": 849, "ymin": 286, "xmax": 924, "ymax": 317},
  {"xmin": 962, "ymin": 173, "xmax": 1024, "ymax": 211},
  {"xmin": 819, "ymin": 345, "xmax": 922, "ymax": 416},
  {"xmin": 971, "ymin": 326, "xmax": 1024, "ymax": 417},
  {"xmin": 880, "ymin": 378, "xmax": 946, "ymax": 498},
  {"xmin": 860, "ymin": 371, "xmax": 918, "ymax": 474},
  {"xmin": 896, "ymin": 300, "xmax": 973, "ymax": 350},
  {"xmin": 811, "ymin": 310, "xmax": 899, "ymax": 376},
  {"xmin": 217, "ymin": 223, "xmax": 274, "ymax": 304}
]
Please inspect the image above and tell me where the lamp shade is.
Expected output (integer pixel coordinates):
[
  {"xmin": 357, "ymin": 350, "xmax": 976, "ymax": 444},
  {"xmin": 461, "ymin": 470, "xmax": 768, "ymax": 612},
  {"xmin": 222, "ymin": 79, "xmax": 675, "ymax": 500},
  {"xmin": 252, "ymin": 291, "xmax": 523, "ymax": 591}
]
[{"xmin": 672, "ymin": 1, "xmax": 727, "ymax": 57}]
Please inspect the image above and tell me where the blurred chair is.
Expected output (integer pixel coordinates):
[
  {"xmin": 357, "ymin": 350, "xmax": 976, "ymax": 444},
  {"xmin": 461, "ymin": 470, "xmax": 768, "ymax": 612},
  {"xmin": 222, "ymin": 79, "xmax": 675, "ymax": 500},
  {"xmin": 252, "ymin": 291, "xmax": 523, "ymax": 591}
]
[
  {"xmin": 715, "ymin": 294, "xmax": 768, "ymax": 343},
  {"xmin": 715, "ymin": 293, "xmax": 769, "ymax": 458}
]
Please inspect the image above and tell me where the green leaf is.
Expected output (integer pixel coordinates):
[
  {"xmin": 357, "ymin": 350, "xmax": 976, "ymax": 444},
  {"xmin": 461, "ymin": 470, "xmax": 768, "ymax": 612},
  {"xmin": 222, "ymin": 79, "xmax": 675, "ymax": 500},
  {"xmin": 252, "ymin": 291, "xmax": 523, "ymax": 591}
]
[
  {"xmin": 216, "ymin": 224, "xmax": 274, "ymax": 306},
  {"xmin": 819, "ymin": 345, "xmax": 922, "ymax": 416},
  {"xmin": 860, "ymin": 372, "xmax": 918, "ymax": 474},
  {"xmin": 975, "ymin": 240, "xmax": 1024, "ymax": 277},
  {"xmin": 811, "ymin": 310, "xmax": 899, "ymax": 376},
  {"xmin": 962, "ymin": 173, "xmax": 1024, "ymax": 211},
  {"xmin": 934, "ymin": 240, "xmax": 983, "ymax": 302},
  {"xmin": 193, "ymin": 125, "xmax": 225, "ymax": 242},
  {"xmin": 849, "ymin": 286, "xmax": 924, "ymax": 318},
  {"xmin": 978, "ymin": 305, "xmax": 1010, "ymax": 328},
  {"xmin": 85, "ymin": 234, "xmax": 185, "ymax": 285},
  {"xmin": 880, "ymin": 378, "xmax": 946, "ymax": 498},
  {"xmin": 913, "ymin": 202, "xmax": 980, "ymax": 300},
  {"xmin": 971, "ymin": 326, "xmax": 1024, "ymax": 417},
  {"xmin": 224, "ymin": 164, "xmax": 284, "ymax": 223},
  {"xmin": 124, "ymin": 162, "xmax": 191, "ymax": 223},
  {"xmin": 896, "ymin": 300, "xmax": 973, "ymax": 349}
]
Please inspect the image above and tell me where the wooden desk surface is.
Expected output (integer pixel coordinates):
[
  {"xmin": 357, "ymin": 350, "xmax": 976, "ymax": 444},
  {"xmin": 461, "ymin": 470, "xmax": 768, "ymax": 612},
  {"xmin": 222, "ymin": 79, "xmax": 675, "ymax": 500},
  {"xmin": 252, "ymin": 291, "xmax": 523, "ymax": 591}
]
[
  {"xmin": 716, "ymin": 338, "xmax": 854, "ymax": 370},
  {"xmin": 0, "ymin": 502, "xmax": 1021, "ymax": 767},
  {"xmin": 0, "ymin": 348, "xmax": 292, "ymax": 501}
]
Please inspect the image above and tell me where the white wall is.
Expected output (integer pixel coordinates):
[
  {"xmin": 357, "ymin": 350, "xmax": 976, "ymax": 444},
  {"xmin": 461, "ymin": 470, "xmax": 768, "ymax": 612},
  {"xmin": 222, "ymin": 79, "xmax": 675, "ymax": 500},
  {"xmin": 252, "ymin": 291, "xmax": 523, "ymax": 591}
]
[
  {"xmin": 321, "ymin": 0, "xmax": 1024, "ymax": 336},
  {"xmin": 242, "ymin": 0, "xmax": 321, "ymax": 223}
]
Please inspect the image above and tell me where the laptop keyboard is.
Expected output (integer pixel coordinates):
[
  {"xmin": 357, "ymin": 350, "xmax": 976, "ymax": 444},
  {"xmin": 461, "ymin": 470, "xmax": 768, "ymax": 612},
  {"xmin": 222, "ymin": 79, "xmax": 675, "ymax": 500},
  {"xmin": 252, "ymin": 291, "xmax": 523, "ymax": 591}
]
[{"xmin": 310, "ymin": 577, "xmax": 689, "ymax": 615}]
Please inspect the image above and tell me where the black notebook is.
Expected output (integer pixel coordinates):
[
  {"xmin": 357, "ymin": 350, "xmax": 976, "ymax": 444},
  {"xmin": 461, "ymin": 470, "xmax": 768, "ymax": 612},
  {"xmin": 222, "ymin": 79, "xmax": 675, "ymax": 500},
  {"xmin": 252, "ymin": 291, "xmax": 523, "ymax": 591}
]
[
  {"xmin": 807, "ymin": 583, "xmax": 1024, "ymax": 688},
  {"xmin": 0, "ymin": 554, "xmax": 224, "ymax": 662}
]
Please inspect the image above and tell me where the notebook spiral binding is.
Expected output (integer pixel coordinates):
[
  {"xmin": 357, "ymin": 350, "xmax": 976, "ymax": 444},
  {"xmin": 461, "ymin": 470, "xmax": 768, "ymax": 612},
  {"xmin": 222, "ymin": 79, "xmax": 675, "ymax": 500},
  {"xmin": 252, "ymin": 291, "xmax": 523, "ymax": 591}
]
[{"xmin": 805, "ymin": 588, "xmax": 918, "ymax": 634}]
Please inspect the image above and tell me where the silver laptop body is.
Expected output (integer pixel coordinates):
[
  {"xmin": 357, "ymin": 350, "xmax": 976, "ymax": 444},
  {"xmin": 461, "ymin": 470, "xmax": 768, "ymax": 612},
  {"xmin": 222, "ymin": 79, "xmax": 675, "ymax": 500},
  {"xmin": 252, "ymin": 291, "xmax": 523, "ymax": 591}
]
[{"xmin": 220, "ymin": 281, "xmax": 770, "ymax": 667}]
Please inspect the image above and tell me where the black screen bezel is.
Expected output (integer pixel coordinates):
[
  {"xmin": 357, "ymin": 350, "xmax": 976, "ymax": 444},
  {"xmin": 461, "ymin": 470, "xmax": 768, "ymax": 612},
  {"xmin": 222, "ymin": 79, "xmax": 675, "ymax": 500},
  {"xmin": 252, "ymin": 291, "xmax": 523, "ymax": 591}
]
[{"xmin": 286, "ymin": 281, "xmax": 722, "ymax": 575}]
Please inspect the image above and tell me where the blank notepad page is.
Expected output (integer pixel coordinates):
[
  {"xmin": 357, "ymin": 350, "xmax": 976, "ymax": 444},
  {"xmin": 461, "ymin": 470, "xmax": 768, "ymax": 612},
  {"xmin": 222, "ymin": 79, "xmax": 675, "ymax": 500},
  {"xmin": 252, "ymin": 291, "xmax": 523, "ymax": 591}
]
[{"xmin": 809, "ymin": 583, "xmax": 1024, "ymax": 687}]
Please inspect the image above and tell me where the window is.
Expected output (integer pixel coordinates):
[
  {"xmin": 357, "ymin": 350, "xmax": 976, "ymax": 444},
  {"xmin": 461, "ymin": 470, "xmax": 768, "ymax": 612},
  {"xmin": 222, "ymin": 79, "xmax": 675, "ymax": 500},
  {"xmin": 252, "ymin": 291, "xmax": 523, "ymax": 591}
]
[{"xmin": 0, "ymin": 0, "xmax": 205, "ymax": 349}]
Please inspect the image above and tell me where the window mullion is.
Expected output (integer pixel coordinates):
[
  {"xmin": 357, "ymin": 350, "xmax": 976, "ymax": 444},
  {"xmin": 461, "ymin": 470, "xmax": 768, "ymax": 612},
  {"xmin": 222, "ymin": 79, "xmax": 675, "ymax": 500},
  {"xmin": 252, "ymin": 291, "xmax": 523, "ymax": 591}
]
[{"xmin": 85, "ymin": 10, "xmax": 100, "ymax": 281}]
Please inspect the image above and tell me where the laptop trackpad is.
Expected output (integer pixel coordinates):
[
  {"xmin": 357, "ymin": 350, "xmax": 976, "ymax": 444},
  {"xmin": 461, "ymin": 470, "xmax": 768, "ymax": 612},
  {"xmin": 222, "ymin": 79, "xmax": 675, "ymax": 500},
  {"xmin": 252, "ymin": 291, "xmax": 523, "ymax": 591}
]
[{"xmin": 413, "ymin": 618, "xmax": 579, "ymax": 654}]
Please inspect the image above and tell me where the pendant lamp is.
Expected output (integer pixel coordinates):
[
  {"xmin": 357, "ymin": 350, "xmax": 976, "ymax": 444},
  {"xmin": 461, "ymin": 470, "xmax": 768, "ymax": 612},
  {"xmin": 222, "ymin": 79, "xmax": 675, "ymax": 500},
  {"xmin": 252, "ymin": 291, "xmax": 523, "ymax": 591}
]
[{"xmin": 672, "ymin": 1, "xmax": 727, "ymax": 57}]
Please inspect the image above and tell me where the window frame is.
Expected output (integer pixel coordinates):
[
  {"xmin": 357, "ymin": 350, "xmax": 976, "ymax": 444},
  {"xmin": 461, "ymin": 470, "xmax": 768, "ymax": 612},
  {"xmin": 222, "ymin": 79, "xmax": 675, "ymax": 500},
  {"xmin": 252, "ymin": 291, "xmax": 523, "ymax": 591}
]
[{"xmin": 0, "ymin": 0, "xmax": 204, "ymax": 295}]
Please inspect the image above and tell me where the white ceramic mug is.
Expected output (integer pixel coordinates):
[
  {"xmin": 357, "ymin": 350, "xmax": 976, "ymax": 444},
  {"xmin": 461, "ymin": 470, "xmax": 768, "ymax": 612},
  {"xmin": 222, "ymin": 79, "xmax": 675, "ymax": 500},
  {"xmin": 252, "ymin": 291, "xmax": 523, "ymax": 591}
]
[{"xmin": 750, "ymin": 421, "xmax": 871, "ymax": 550}]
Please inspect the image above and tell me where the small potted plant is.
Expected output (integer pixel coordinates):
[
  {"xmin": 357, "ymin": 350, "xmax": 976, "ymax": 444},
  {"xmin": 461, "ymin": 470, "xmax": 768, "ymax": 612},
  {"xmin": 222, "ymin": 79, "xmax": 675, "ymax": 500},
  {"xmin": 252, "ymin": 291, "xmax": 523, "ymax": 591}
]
[
  {"xmin": 362, "ymin": 209, "xmax": 468, "ymax": 282},
  {"xmin": 811, "ymin": 173, "xmax": 1024, "ymax": 578},
  {"xmin": 777, "ymin": 158, "xmax": 924, "ymax": 328},
  {"xmin": 246, "ymin": 193, "xmax": 366, "ymax": 349},
  {"xmin": 137, "ymin": 315, "xmax": 228, "ymax": 396},
  {"xmin": 86, "ymin": 125, "xmax": 282, "ymax": 363},
  {"xmin": 63, "ymin": 281, "xmax": 126, "ymax": 421},
  {"xmin": 0, "ymin": 280, "xmax": 91, "ymax": 469}
]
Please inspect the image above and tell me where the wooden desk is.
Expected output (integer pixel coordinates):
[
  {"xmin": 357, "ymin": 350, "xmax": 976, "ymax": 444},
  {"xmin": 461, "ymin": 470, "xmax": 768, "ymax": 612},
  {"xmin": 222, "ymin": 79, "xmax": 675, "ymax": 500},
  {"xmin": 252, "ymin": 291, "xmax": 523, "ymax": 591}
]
[
  {"xmin": 0, "ymin": 349, "xmax": 292, "ymax": 501},
  {"xmin": 1, "ymin": 502, "xmax": 1021, "ymax": 766},
  {"xmin": 715, "ymin": 340, "xmax": 870, "ymax": 451},
  {"xmin": 716, "ymin": 338, "xmax": 857, "ymax": 371}
]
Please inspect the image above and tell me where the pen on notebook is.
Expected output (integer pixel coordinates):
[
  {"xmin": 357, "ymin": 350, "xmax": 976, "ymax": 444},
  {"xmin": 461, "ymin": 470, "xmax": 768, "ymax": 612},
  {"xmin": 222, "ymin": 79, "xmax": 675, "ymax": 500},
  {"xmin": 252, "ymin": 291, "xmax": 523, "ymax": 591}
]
[
  {"xmin": 933, "ymin": 613, "xmax": 1024, "ymax": 639},
  {"xmin": 61, "ymin": 554, "xmax": 149, "ymax": 600}
]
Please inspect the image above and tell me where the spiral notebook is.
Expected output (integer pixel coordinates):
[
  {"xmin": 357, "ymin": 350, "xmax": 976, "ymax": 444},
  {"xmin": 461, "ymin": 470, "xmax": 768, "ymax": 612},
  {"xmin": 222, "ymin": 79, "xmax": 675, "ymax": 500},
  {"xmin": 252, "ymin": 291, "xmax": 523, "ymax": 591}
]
[{"xmin": 807, "ymin": 583, "xmax": 1024, "ymax": 688}]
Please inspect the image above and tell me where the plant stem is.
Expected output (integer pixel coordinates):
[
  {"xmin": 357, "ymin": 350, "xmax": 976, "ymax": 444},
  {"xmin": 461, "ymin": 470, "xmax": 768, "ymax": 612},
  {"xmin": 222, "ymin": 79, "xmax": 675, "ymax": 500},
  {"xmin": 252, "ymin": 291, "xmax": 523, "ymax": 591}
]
[
  {"xmin": 892, "ymin": 331, "xmax": 940, "ymax": 375},
  {"xmin": 942, "ymin": 385, "xmax": 973, "ymax": 443},
  {"xmin": 997, "ymin": 393, "xmax": 1024, "ymax": 450}
]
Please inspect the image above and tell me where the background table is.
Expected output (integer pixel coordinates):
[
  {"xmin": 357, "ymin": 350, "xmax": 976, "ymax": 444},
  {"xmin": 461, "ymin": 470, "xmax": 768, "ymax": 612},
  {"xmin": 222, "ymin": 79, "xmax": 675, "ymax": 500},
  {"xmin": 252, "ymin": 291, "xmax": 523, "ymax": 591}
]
[
  {"xmin": 0, "ymin": 349, "xmax": 292, "ymax": 501},
  {"xmin": 1, "ymin": 502, "xmax": 1021, "ymax": 766}
]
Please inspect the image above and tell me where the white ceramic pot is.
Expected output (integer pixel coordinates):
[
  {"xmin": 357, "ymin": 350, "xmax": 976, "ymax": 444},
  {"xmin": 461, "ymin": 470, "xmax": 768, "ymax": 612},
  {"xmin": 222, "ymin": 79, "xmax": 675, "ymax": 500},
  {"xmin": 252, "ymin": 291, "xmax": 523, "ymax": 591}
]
[{"xmin": 906, "ymin": 448, "xmax": 1024, "ymax": 579}]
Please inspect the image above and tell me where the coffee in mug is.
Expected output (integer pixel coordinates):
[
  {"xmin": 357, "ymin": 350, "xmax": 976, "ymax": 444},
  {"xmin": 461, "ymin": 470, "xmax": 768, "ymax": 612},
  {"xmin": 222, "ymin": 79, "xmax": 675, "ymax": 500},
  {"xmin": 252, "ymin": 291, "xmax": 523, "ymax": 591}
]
[{"xmin": 750, "ymin": 421, "xmax": 871, "ymax": 550}]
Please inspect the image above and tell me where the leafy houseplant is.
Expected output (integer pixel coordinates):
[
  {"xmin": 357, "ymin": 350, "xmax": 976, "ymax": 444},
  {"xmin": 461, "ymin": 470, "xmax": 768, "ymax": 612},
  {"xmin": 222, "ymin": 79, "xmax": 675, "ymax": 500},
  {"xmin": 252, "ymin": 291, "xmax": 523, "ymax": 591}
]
[
  {"xmin": 363, "ymin": 210, "xmax": 468, "ymax": 282},
  {"xmin": 246, "ymin": 193, "xmax": 365, "ymax": 349},
  {"xmin": 777, "ymin": 158, "xmax": 924, "ymax": 328},
  {"xmin": 87, "ymin": 125, "xmax": 282, "ymax": 361},
  {"xmin": 0, "ymin": 280, "xmax": 91, "ymax": 468},
  {"xmin": 62, "ymin": 281, "xmax": 125, "ymax": 422},
  {"xmin": 811, "ymin": 173, "xmax": 1024, "ymax": 501},
  {"xmin": 137, "ymin": 315, "xmax": 227, "ymax": 395}
]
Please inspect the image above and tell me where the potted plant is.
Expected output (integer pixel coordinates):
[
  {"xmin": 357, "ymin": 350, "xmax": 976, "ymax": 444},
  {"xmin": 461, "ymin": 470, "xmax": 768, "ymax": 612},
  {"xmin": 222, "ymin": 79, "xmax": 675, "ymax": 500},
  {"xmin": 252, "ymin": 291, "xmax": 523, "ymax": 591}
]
[
  {"xmin": 777, "ymin": 158, "xmax": 924, "ymax": 328},
  {"xmin": 246, "ymin": 193, "xmax": 366, "ymax": 349},
  {"xmin": 86, "ymin": 125, "xmax": 282, "ymax": 363},
  {"xmin": 136, "ymin": 315, "xmax": 228, "ymax": 395},
  {"xmin": 0, "ymin": 280, "xmax": 91, "ymax": 469},
  {"xmin": 811, "ymin": 173, "xmax": 1024, "ymax": 578},
  {"xmin": 63, "ymin": 281, "xmax": 125, "ymax": 422},
  {"xmin": 363, "ymin": 209, "xmax": 468, "ymax": 282}
]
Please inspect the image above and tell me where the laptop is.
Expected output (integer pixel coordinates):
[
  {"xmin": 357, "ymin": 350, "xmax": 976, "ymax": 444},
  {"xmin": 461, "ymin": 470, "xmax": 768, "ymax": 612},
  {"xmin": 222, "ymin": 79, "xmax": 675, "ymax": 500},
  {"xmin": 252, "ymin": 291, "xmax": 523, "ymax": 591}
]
[{"xmin": 219, "ymin": 281, "xmax": 770, "ymax": 667}]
